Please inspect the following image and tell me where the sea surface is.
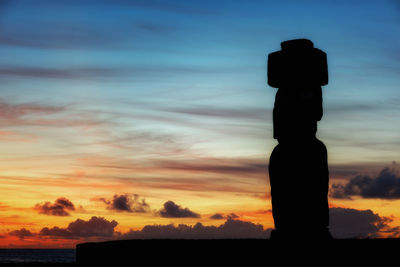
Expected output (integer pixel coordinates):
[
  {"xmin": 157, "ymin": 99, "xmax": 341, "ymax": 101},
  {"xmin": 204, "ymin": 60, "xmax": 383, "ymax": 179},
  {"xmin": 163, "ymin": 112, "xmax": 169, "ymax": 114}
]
[{"xmin": 0, "ymin": 249, "xmax": 75, "ymax": 263}]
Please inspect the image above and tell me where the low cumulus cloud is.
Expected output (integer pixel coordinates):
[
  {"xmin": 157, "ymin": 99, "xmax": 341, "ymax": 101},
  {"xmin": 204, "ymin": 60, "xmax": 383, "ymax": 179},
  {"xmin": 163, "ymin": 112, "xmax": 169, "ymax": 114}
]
[
  {"xmin": 330, "ymin": 167, "xmax": 400, "ymax": 199},
  {"xmin": 94, "ymin": 194, "xmax": 150, "ymax": 213},
  {"xmin": 330, "ymin": 207, "xmax": 393, "ymax": 238},
  {"xmin": 119, "ymin": 218, "xmax": 271, "ymax": 239},
  {"xmin": 34, "ymin": 197, "xmax": 75, "ymax": 216},
  {"xmin": 210, "ymin": 213, "xmax": 239, "ymax": 220},
  {"xmin": 8, "ymin": 207, "xmax": 399, "ymax": 240},
  {"xmin": 158, "ymin": 201, "xmax": 200, "ymax": 218},
  {"xmin": 9, "ymin": 218, "xmax": 271, "ymax": 241},
  {"xmin": 8, "ymin": 228, "xmax": 34, "ymax": 240},
  {"xmin": 39, "ymin": 216, "xmax": 118, "ymax": 239}
]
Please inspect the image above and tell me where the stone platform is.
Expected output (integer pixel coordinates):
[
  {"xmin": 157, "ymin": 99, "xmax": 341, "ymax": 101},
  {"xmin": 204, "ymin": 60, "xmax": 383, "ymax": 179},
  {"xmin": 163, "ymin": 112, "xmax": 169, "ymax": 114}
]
[{"xmin": 76, "ymin": 238, "xmax": 398, "ymax": 265}]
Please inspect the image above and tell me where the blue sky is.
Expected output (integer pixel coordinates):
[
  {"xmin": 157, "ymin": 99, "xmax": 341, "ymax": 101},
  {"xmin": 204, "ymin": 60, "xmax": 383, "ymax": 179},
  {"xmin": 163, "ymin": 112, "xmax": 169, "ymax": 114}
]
[
  {"xmin": 1, "ymin": 0, "xmax": 400, "ymax": 245},
  {"xmin": 0, "ymin": 0, "xmax": 399, "ymax": 172}
]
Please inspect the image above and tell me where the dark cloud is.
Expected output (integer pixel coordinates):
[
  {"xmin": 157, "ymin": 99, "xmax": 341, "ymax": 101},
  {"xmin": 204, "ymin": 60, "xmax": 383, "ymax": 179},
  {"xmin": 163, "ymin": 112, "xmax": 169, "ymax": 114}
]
[
  {"xmin": 39, "ymin": 216, "xmax": 118, "ymax": 239},
  {"xmin": 39, "ymin": 226, "xmax": 71, "ymax": 237},
  {"xmin": 210, "ymin": 213, "xmax": 224, "ymax": 220},
  {"xmin": 227, "ymin": 213, "xmax": 239, "ymax": 219},
  {"xmin": 34, "ymin": 197, "xmax": 75, "ymax": 216},
  {"xmin": 329, "ymin": 207, "xmax": 392, "ymax": 238},
  {"xmin": 158, "ymin": 201, "xmax": 200, "ymax": 218},
  {"xmin": 0, "ymin": 65, "xmax": 249, "ymax": 82},
  {"xmin": 6, "ymin": 218, "xmax": 271, "ymax": 241},
  {"xmin": 210, "ymin": 213, "xmax": 239, "ymax": 220},
  {"xmin": 93, "ymin": 157, "xmax": 267, "ymax": 178},
  {"xmin": 119, "ymin": 218, "xmax": 271, "ymax": 239},
  {"xmin": 330, "ymin": 167, "xmax": 400, "ymax": 199},
  {"xmin": 329, "ymin": 163, "xmax": 385, "ymax": 179},
  {"xmin": 8, "ymin": 228, "xmax": 34, "ymax": 240},
  {"xmin": 157, "ymin": 158, "xmax": 267, "ymax": 176},
  {"xmin": 94, "ymin": 194, "xmax": 150, "ymax": 213},
  {"xmin": 8, "ymin": 207, "xmax": 397, "ymax": 240},
  {"xmin": 0, "ymin": 66, "xmax": 128, "ymax": 80}
]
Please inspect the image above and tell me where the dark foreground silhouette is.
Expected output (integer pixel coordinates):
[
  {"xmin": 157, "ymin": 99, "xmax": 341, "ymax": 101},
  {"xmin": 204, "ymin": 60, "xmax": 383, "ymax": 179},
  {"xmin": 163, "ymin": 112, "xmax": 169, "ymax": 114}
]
[
  {"xmin": 268, "ymin": 39, "xmax": 332, "ymax": 239},
  {"xmin": 75, "ymin": 239, "xmax": 399, "ymax": 265}
]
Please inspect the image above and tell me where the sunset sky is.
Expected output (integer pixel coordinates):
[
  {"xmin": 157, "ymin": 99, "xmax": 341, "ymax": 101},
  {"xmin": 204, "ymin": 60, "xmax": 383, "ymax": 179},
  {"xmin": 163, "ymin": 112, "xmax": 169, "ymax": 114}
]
[{"xmin": 1, "ymin": 0, "xmax": 400, "ymax": 248}]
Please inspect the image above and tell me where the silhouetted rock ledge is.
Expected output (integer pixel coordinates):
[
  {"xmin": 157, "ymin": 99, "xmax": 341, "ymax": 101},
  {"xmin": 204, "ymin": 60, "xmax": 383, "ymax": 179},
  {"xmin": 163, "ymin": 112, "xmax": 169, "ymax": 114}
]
[{"xmin": 76, "ymin": 238, "xmax": 399, "ymax": 265}]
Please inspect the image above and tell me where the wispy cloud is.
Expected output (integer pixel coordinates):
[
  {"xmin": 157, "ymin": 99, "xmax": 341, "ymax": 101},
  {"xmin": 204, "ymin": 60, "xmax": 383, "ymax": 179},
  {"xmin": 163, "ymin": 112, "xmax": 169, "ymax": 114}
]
[
  {"xmin": 0, "ymin": 64, "xmax": 256, "ymax": 82},
  {"xmin": 0, "ymin": 66, "xmax": 129, "ymax": 80},
  {"xmin": 0, "ymin": 98, "xmax": 65, "ymax": 125},
  {"xmin": 0, "ymin": 98, "xmax": 106, "ymax": 129},
  {"xmin": 161, "ymin": 105, "xmax": 270, "ymax": 121},
  {"xmin": 154, "ymin": 158, "xmax": 267, "ymax": 176}
]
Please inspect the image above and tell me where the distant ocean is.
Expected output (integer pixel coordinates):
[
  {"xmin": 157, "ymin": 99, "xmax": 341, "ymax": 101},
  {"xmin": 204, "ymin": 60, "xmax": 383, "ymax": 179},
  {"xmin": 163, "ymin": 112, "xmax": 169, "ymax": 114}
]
[{"xmin": 0, "ymin": 249, "xmax": 75, "ymax": 263}]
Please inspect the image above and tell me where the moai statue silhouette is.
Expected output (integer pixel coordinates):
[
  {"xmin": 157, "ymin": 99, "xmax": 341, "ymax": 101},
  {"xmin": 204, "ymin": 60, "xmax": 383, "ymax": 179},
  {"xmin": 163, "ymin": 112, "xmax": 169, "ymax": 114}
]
[{"xmin": 268, "ymin": 39, "xmax": 332, "ymax": 239}]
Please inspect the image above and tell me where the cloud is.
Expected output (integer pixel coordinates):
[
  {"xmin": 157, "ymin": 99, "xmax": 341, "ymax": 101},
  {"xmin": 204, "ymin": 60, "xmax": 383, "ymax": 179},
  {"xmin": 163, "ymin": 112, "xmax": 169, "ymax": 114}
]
[
  {"xmin": 158, "ymin": 201, "xmax": 200, "ymax": 218},
  {"xmin": 210, "ymin": 213, "xmax": 224, "ymax": 220},
  {"xmin": 0, "ymin": 98, "xmax": 65, "ymax": 124},
  {"xmin": 156, "ymin": 158, "xmax": 267, "ymax": 176},
  {"xmin": 94, "ymin": 194, "xmax": 150, "ymax": 213},
  {"xmin": 119, "ymin": 218, "xmax": 271, "ymax": 239},
  {"xmin": 0, "ymin": 98, "xmax": 114, "ymax": 130},
  {"xmin": 0, "ymin": 66, "xmax": 128, "ymax": 80},
  {"xmin": 0, "ymin": 64, "xmax": 250, "ymax": 82},
  {"xmin": 8, "ymin": 207, "xmax": 396, "ymax": 241},
  {"xmin": 8, "ymin": 228, "xmax": 34, "ymax": 240},
  {"xmin": 330, "ymin": 166, "xmax": 400, "ymax": 199},
  {"xmin": 39, "ymin": 216, "xmax": 118, "ymax": 239},
  {"xmin": 329, "ymin": 207, "xmax": 392, "ymax": 238},
  {"xmin": 7, "ymin": 218, "xmax": 271, "ymax": 241},
  {"xmin": 0, "ymin": 23, "xmax": 123, "ymax": 50},
  {"xmin": 328, "ymin": 163, "xmax": 384, "ymax": 179},
  {"xmin": 210, "ymin": 213, "xmax": 239, "ymax": 220},
  {"xmin": 0, "ymin": 98, "xmax": 65, "ymax": 128},
  {"xmin": 34, "ymin": 197, "xmax": 75, "ymax": 216},
  {"xmin": 161, "ymin": 106, "xmax": 270, "ymax": 121}
]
